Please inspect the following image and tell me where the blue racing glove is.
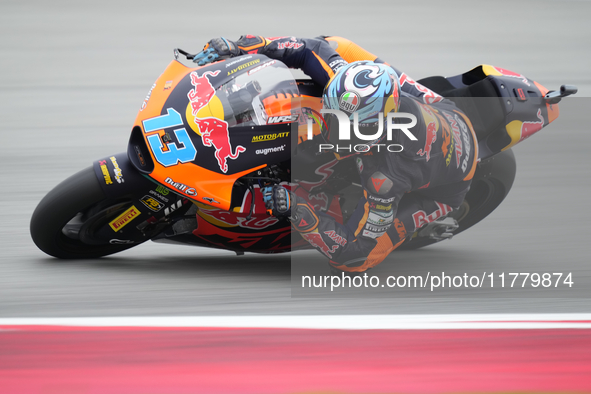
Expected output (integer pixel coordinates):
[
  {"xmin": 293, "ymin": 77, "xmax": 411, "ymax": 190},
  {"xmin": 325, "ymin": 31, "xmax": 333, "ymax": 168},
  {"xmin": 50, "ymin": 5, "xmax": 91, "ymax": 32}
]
[
  {"xmin": 193, "ymin": 37, "xmax": 241, "ymax": 66},
  {"xmin": 262, "ymin": 186, "xmax": 293, "ymax": 218},
  {"xmin": 262, "ymin": 186, "xmax": 319, "ymax": 233}
]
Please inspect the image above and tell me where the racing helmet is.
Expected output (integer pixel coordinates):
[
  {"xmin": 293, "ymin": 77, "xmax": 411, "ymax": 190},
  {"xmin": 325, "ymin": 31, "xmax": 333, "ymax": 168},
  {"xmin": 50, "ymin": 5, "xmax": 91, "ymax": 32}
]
[{"xmin": 321, "ymin": 61, "xmax": 401, "ymax": 154}]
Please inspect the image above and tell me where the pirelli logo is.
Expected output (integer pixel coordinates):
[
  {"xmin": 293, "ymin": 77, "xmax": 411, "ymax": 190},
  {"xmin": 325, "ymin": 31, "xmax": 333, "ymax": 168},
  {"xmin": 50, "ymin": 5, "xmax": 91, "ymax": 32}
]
[
  {"xmin": 109, "ymin": 205, "xmax": 141, "ymax": 232},
  {"xmin": 251, "ymin": 132, "xmax": 289, "ymax": 143}
]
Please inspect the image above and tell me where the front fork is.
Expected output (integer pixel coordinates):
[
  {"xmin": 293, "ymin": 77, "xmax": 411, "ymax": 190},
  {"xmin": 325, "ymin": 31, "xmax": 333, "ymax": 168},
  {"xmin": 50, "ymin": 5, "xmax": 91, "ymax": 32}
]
[{"xmin": 90, "ymin": 152, "xmax": 193, "ymax": 244}]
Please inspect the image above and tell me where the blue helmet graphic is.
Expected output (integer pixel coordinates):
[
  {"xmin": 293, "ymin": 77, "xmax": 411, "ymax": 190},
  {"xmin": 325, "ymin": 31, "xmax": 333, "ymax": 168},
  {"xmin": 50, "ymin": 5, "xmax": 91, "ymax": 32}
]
[{"xmin": 323, "ymin": 61, "xmax": 401, "ymax": 124}]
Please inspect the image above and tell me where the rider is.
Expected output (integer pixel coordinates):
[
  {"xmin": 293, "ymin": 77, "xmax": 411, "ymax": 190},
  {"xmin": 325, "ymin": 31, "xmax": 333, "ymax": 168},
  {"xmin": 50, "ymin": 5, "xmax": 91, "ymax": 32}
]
[{"xmin": 193, "ymin": 36, "xmax": 478, "ymax": 273}]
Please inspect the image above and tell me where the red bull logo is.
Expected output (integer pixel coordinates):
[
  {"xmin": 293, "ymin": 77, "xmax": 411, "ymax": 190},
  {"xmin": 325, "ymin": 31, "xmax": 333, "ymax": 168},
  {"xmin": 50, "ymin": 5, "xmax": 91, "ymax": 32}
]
[
  {"xmin": 187, "ymin": 69, "xmax": 246, "ymax": 173},
  {"xmin": 520, "ymin": 108, "xmax": 544, "ymax": 142},
  {"xmin": 399, "ymin": 73, "xmax": 443, "ymax": 104},
  {"xmin": 493, "ymin": 67, "xmax": 530, "ymax": 86},
  {"xmin": 306, "ymin": 191, "xmax": 329, "ymax": 211},
  {"xmin": 412, "ymin": 202, "xmax": 453, "ymax": 230},
  {"xmin": 188, "ymin": 70, "xmax": 220, "ymax": 113},
  {"xmin": 416, "ymin": 104, "xmax": 438, "ymax": 162},
  {"xmin": 194, "ymin": 118, "xmax": 246, "ymax": 173},
  {"xmin": 417, "ymin": 121, "xmax": 437, "ymax": 161}
]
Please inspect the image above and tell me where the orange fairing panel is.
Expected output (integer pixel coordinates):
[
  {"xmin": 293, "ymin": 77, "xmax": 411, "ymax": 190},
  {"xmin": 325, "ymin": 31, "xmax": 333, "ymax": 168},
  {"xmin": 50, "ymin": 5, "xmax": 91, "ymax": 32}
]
[
  {"xmin": 132, "ymin": 59, "xmax": 272, "ymax": 211},
  {"xmin": 534, "ymin": 81, "xmax": 560, "ymax": 124},
  {"xmin": 136, "ymin": 60, "xmax": 189, "ymax": 122},
  {"xmin": 480, "ymin": 64, "xmax": 561, "ymax": 151},
  {"xmin": 262, "ymin": 94, "xmax": 298, "ymax": 117},
  {"xmin": 293, "ymin": 96, "xmax": 324, "ymax": 143},
  {"xmin": 151, "ymin": 161, "xmax": 264, "ymax": 211}
]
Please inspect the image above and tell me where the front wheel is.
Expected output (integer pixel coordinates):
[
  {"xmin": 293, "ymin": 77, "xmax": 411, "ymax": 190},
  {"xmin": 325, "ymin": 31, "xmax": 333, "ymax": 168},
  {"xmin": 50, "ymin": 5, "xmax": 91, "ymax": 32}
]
[{"xmin": 30, "ymin": 167, "xmax": 144, "ymax": 259}]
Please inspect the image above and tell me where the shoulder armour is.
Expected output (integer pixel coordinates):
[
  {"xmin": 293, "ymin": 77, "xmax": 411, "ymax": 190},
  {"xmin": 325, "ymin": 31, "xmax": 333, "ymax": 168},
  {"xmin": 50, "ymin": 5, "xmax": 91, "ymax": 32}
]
[{"xmin": 366, "ymin": 171, "xmax": 394, "ymax": 195}]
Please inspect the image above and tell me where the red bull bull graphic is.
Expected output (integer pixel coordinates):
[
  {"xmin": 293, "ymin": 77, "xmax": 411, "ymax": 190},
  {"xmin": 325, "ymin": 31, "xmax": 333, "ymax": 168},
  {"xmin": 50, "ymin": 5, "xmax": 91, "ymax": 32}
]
[
  {"xmin": 520, "ymin": 108, "xmax": 545, "ymax": 142},
  {"xmin": 187, "ymin": 70, "xmax": 246, "ymax": 173},
  {"xmin": 188, "ymin": 70, "xmax": 220, "ymax": 112},
  {"xmin": 194, "ymin": 118, "xmax": 246, "ymax": 173},
  {"xmin": 416, "ymin": 104, "xmax": 439, "ymax": 162},
  {"xmin": 492, "ymin": 66, "xmax": 531, "ymax": 86},
  {"xmin": 505, "ymin": 108, "xmax": 546, "ymax": 147},
  {"xmin": 417, "ymin": 122, "xmax": 437, "ymax": 161},
  {"xmin": 399, "ymin": 73, "xmax": 443, "ymax": 104},
  {"xmin": 306, "ymin": 191, "xmax": 330, "ymax": 212}
]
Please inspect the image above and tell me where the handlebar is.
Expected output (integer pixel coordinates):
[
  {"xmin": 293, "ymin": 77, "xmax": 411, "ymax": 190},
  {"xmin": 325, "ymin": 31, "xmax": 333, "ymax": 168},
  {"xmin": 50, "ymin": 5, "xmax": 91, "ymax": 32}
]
[
  {"xmin": 544, "ymin": 84, "xmax": 578, "ymax": 104},
  {"xmin": 173, "ymin": 48, "xmax": 197, "ymax": 61}
]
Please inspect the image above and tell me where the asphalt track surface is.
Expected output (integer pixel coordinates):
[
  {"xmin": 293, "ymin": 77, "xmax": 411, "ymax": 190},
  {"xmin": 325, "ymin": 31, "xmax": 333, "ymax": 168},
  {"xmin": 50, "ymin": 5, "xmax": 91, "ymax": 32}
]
[{"xmin": 1, "ymin": 0, "xmax": 591, "ymax": 317}]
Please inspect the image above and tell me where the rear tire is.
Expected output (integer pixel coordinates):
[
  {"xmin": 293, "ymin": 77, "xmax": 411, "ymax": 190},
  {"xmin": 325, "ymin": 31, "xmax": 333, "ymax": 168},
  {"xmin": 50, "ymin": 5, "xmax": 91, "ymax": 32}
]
[
  {"xmin": 398, "ymin": 149, "xmax": 517, "ymax": 250},
  {"xmin": 30, "ymin": 167, "xmax": 143, "ymax": 259}
]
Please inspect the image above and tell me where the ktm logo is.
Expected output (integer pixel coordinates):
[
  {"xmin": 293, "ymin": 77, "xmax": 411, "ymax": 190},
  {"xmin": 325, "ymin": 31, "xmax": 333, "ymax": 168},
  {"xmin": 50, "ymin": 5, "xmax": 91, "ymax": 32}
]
[{"xmin": 393, "ymin": 218, "xmax": 407, "ymax": 240}]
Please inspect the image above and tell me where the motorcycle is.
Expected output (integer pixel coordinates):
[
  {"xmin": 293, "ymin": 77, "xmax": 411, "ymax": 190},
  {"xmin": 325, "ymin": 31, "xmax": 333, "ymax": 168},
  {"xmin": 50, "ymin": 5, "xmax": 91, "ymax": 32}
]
[{"xmin": 30, "ymin": 49, "xmax": 577, "ymax": 259}]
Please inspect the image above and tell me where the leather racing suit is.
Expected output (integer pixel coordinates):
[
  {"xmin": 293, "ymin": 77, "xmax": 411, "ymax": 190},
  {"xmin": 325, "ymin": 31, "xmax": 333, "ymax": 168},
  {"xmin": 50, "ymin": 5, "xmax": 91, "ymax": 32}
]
[{"xmin": 230, "ymin": 35, "xmax": 478, "ymax": 272}]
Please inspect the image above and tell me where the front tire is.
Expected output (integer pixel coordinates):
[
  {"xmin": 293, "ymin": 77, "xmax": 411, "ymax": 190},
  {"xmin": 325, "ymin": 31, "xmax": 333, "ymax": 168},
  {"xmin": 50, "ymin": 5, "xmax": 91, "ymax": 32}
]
[{"xmin": 30, "ymin": 167, "xmax": 143, "ymax": 259}]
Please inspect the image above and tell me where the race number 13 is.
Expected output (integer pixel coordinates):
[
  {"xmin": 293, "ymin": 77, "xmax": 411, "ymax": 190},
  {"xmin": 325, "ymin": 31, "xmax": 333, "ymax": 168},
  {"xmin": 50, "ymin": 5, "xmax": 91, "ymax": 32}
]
[{"xmin": 142, "ymin": 108, "xmax": 197, "ymax": 167}]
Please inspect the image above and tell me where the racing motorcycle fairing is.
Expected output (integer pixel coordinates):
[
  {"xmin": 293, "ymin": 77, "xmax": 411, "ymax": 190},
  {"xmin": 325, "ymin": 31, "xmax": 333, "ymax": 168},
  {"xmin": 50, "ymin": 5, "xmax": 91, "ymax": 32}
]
[
  {"xmin": 31, "ymin": 46, "xmax": 577, "ymax": 259},
  {"xmin": 90, "ymin": 152, "xmax": 192, "ymax": 245},
  {"xmin": 418, "ymin": 64, "xmax": 561, "ymax": 160},
  {"xmin": 128, "ymin": 55, "xmax": 298, "ymax": 211}
]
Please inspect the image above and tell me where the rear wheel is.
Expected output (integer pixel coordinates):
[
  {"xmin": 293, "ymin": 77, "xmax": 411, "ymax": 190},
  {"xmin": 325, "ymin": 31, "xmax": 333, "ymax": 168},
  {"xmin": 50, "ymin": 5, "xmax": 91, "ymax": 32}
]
[
  {"xmin": 398, "ymin": 149, "xmax": 517, "ymax": 250},
  {"xmin": 30, "ymin": 167, "xmax": 144, "ymax": 259}
]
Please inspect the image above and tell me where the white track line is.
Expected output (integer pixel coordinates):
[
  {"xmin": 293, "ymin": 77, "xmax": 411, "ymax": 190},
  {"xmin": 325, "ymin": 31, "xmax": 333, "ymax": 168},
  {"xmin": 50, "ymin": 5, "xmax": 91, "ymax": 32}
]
[{"xmin": 1, "ymin": 314, "xmax": 591, "ymax": 329}]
